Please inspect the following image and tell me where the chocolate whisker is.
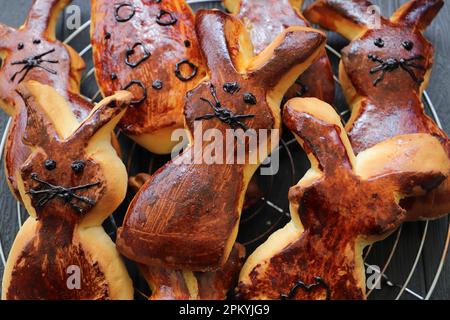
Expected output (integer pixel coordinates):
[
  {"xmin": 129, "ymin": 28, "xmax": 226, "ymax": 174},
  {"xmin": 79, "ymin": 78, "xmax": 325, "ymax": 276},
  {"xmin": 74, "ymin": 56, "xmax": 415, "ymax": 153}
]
[
  {"xmin": 10, "ymin": 48, "xmax": 59, "ymax": 83},
  {"xmin": 27, "ymin": 174, "xmax": 100, "ymax": 214},
  {"xmin": 195, "ymin": 84, "xmax": 255, "ymax": 131}
]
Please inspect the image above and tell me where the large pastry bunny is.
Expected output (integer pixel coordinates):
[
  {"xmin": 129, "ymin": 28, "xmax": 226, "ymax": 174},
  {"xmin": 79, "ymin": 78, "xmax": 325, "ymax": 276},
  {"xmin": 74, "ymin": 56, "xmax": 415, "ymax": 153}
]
[
  {"xmin": 2, "ymin": 82, "xmax": 133, "ymax": 300},
  {"xmin": 0, "ymin": 0, "xmax": 92, "ymax": 200},
  {"xmin": 117, "ymin": 10, "xmax": 327, "ymax": 272},
  {"xmin": 237, "ymin": 98, "xmax": 450, "ymax": 300},
  {"xmin": 304, "ymin": 0, "xmax": 450, "ymax": 219},
  {"xmin": 91, "ymin": 0, "xmax": 206, "ymax": 154},
  {"xmin": 224, "ymin": 0, "xmax": 335, "ymax": 103}
]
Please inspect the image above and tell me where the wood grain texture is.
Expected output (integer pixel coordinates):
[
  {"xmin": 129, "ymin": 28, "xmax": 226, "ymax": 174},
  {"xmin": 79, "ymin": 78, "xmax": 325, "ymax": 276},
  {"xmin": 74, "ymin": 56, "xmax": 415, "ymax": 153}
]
[{"xmin": 0, "ymin": 0, "xmax": 448, "ymax": 299}]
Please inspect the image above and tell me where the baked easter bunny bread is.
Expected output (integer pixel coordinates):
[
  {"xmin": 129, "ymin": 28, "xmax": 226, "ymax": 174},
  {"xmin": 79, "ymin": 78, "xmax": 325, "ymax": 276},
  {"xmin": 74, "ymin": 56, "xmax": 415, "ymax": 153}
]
[
  {"xmin": 237, "ymin": 98, "xmax": 450, "ymax": 300},
  {"xmin": 91, "ymin": 0, "xmax": 206, "ymax": 154},
  {"xmin": 0, "ymin": 0, "xmax": 95, "ymax": 200},
  {"xmin": 223, "ymin": 0, "xmax": 335, "ymax": 103},
  {"xmin": 304, "ymin": 0, "xmax": 450, "ymax": 219},
  {"xmin": 2, "ymin": 81, "xmax": 133, "ymax": 300},
  {"xmin": 117, "ymin": 10, "xmax": 326, "ymax": 271}
]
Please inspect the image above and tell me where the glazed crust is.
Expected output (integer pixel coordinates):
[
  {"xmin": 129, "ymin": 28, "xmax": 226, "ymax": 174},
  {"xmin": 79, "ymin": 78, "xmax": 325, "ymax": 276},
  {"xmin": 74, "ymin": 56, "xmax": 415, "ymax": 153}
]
[
  {"xmin": 91, "ymin": 0, "xmax": 206, "ymax": 154},
  {"xmin": 304, "ymin": 0, "xmax": 450, "ymax": 219},
  {"xmin": 2, "ymin": 82, "xmax": 133, "ymax": 300},
  {"xmin": 117, "ymin": 10, "xmax": 326, "ymax": 271},
  {"xmin": 236, "ymin": 98, "xmax": 450, "ymax": 300},
  {"xmin": 224, "ymin": 0, "xmax": 335, "ymax": 104},
  {"xmin": 0, "ymin": 0, "xmax": 90, "ymax": 200},
  {"xmin": 141, "ymin": 243, "xmax": 245, "ymax": 300}
]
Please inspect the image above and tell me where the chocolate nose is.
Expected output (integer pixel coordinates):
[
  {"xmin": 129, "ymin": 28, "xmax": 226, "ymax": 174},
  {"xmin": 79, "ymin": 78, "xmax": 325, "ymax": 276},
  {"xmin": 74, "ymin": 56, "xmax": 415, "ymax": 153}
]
[{"xmin": 385, "ymin": 58, "xmax": 399, "ymax": 68}]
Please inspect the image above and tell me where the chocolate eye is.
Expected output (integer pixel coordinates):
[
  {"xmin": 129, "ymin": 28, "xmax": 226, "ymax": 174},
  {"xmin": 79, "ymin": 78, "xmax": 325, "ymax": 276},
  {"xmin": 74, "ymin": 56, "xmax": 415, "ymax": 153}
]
[
  {"xmin": 374, "ymin": 38, "xmax": 384, "ymax": 48},
  {"xmin": 402, "ymin": 40, "xmax": 414, "ymax": 51},
  {"xmin": 243, "ymin": 92, "xmax": 257, "ymax": 105},
  {"xmin": 44, "ymin": 160, "xmax": 56, "ymax": 171},
  {"xmin": 71, "ymin": 160, "xmax": 85, "ymax": 173}
]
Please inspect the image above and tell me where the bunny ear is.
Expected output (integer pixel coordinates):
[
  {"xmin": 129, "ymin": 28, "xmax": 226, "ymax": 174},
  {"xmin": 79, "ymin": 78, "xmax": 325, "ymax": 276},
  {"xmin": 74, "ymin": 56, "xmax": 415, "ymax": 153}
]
[
  {"xmin": 390, "ymin": 0, "xmax": 444, "ymax": 32},
  {"xmin": 16, "ymin": 81, "xmax": 61, "ymax": 148},
  {"xmin": 246, "ymin": 26, "xmax": 326, "ymax": 93},
  {"xmin": 283, "ymin": 98, "xmax": 355, "ymax": 175},
  {"xmin": 70, "ymin": 91, "xmax": 132, "ymax": 145},
  {"xmin": 0, "ymin": 23, "xmax": 16, "ymax": 50},
  {"xmin": 24, "ymin": 0, "xmax": 70, "ymax": 39},
  {"xmin": 195, "ymin": 10, "xmax": 251, "ymax": 80},
  {"xmin": 304, "ymin": 0, "xmax": 382, "ymax": 40}
]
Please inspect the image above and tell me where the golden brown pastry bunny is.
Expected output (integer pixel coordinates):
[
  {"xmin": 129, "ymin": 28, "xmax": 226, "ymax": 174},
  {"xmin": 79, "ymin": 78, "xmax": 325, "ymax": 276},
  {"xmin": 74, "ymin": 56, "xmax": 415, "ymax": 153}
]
[
  {"xmin": 91, "ymin": 0, "xmax": 206, "ymax": 154},
  {"xmin": 117, "ymin": 10, "xmax": 326, "ymax": 272},
  {"xmin": 2, "ymin": 81, "xmax": 133, "ymax": 300},
  {"xmin": 237, "ymin": 98, "xmax": 450, "ymax": 300},
  {"xmin": 304, "ymin": 0, "xmax": 450, "ymax": 219},
  {"xmin": 0, "ymin": 0, "xmax": 90, "ymax": 200},
  {"xmin": 224, "ymin": 0, "xmax": 335, "ymax": 103}
]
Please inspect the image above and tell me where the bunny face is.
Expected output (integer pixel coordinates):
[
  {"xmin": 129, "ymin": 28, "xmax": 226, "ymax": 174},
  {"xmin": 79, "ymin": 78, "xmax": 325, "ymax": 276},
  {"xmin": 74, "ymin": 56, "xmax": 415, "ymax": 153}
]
[
  {"xmin": 304, "ymin": 0, "xmax": 444, "ymax": 102},
  {"xmin": 304, "ymin": 0, "xmax": 448, "ymax": 160},
  {"xmin": 0, "ymin": 0, "xmax": 84, "ymax": 114},
  {"xmin": 20, "ymin": 144, "xmax": 106, "ymax": 221},
  {"xmin": 341, "ymin": 24, "xmax": 433, "ymax": 100},
  {"xmin": 16, "ymin": 81, "xmax": 130, "ymax": 225}
]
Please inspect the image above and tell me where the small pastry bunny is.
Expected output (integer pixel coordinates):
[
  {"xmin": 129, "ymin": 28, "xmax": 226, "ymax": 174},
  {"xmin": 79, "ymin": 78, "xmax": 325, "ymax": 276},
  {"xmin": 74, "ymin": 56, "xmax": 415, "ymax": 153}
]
[
  {"xmin": 2, "ymin": 81, "xmax": 133, "ymax": 300},
  {"xmin": 237, "ymin": 98, "xmax": 450, "ymax": 300},
  {"xmin": 117, "ymin": 10, "xmax": 326, "ymax": 271},
  {"xmin": 224, "ymin": 0, "xmax": 335, "ymax": 103},
  {"xmin": 0, "ymin": 0, "xmax": 92, "ymax": 200},
  {"xmin": 91, "ymin": 0, "xmax": 206, "ymax": 154},
  {"xmin": 304, "ymin": 0, "xmax": 450, "ymax": 219}
]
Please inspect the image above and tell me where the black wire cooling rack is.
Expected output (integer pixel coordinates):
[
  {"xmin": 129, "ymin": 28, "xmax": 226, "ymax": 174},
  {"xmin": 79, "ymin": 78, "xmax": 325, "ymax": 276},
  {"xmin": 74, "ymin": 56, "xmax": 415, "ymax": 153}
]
[{"xmin": 0, "ymin": 0, "xmax": 448, "ymax": 300}]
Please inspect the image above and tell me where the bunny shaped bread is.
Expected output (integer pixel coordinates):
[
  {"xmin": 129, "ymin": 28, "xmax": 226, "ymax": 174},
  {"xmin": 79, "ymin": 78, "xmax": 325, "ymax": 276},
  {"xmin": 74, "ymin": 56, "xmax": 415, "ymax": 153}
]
[
  {"xmin": 117, "ymin": 10, "xmax": 326, "ymax": 271},
  {"xmin": 237, "ymin": 98, "xmax": 450, "ymax": 300},
  {"xmin": 91, "ymin": 0, "xmax": 206, "ymax": 154},
  {"xmin": 0, "ymin": 0, "xmax": 91, "ymax": 200},
  {"xmin": 304, "ymin": 0, "xmax": 450, "ymax": 220},
  {"xmin": 223, "ymin": 0, "xmax": 335, "ymax": 104},
  {"xmin": 2, "ymin": 81, "xmax": 133, "ymax": 300}
]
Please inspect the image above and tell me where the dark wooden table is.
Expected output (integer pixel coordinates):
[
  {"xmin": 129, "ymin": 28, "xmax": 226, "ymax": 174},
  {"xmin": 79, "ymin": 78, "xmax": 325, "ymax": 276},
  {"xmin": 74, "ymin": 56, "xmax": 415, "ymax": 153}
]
[{"xmin": 0, "ymin": 0, "xmax": 448, "ymax": 300}]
